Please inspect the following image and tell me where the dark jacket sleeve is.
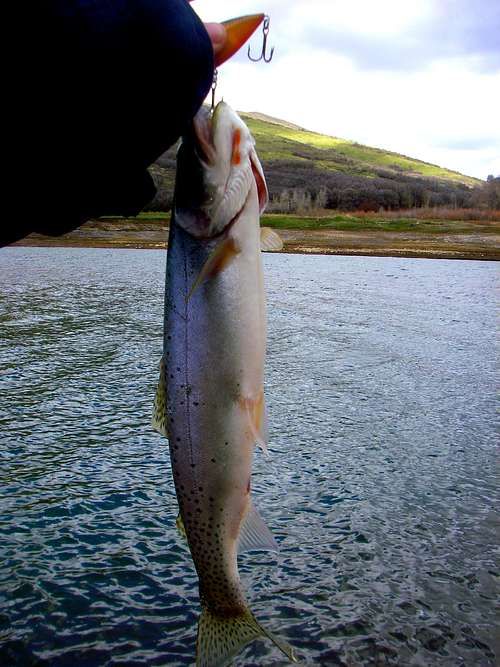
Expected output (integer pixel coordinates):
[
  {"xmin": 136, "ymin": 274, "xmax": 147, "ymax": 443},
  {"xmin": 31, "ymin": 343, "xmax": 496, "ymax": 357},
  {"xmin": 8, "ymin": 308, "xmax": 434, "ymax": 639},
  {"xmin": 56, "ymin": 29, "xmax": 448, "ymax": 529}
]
[{"xmin": 3, "ymin": 0, "xmax": 213, "ymax": 245}]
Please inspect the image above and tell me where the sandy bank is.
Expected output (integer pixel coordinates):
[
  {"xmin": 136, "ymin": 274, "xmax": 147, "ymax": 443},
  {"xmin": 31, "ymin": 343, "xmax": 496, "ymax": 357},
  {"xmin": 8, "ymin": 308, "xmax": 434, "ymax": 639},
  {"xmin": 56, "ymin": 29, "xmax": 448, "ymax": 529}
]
[{"xmin": 12, "ymin": 224, "xmax": 500, "ymax": 261}]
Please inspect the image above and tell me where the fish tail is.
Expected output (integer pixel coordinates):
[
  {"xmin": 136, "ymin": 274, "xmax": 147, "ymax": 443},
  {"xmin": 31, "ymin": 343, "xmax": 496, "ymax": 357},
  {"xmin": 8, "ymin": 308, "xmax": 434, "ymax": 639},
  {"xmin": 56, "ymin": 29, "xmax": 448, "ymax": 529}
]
[{"xmin": 196, "ymin": 605, "xmax": 297, "ymax": 667}]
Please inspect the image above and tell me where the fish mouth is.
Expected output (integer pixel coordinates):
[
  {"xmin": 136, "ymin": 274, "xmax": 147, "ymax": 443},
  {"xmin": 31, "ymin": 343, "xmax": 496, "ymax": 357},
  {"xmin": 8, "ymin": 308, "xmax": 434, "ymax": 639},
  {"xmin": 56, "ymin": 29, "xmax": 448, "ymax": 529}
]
[
  {"xmin": 192, "ymin": 106, "xmax": 217, "ymax": 165},
  {"xmin": 191, "ymin": 101, "xmax": 229, "ymax": 165}
]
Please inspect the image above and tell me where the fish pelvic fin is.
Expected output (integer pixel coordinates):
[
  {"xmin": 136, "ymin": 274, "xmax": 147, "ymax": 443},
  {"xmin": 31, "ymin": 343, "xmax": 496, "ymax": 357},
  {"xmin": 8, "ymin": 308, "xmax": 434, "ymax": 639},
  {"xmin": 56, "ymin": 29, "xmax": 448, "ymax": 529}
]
[
  {"xmin": 239, "ymin": 390, "xmax": 268, "ymax": 453},
  {"xmin": 196, "ymin": 606, "xmax": 297, "ymax": 667},
  {"xmin": 152, "ymin": 356, "xmax": 168, "ymax": 437}
]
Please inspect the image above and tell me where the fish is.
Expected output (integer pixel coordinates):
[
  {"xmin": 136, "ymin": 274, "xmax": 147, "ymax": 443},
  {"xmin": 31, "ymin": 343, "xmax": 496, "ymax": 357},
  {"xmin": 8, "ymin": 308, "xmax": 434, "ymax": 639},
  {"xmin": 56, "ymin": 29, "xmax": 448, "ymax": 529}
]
[{"xmin": 152, "ymin": 101, "xmax": 295, "ymax": 667}]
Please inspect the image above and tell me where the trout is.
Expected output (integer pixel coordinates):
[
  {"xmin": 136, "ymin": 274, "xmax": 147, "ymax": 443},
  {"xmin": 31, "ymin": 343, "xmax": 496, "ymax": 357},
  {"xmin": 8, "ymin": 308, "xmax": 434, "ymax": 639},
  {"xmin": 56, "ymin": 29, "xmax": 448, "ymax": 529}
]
[{"xmin": 153, "ymin": 101, "xmax": 294, "ymax": 666}]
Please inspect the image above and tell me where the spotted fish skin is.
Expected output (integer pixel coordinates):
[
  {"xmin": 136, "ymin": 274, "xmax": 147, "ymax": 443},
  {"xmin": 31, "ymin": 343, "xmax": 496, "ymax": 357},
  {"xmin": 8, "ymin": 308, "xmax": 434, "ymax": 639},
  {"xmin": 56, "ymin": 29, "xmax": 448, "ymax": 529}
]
[
  {"xmin": 153, "ymin": 102, "xmax": 296, "ymax": 666},
  {"xmin": 165, "ymin": 208, "xmax": 262, "ymax": 616}
]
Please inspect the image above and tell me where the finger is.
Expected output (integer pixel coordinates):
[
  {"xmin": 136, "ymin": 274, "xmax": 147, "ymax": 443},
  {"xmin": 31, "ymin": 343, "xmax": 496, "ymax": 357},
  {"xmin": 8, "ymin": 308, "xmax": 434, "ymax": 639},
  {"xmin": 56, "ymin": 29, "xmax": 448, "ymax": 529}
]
[{"xmin": 204, "ymin": 22, "xmax": 227, "ymax": 54}]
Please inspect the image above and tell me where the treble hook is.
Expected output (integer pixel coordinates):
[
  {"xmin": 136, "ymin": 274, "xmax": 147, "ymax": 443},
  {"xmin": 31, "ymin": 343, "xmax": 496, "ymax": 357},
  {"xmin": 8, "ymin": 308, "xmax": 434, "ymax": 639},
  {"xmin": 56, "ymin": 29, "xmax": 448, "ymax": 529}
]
[{"xmin": 248, "ymin": 15, "xmax": 274, "ymax": 63}]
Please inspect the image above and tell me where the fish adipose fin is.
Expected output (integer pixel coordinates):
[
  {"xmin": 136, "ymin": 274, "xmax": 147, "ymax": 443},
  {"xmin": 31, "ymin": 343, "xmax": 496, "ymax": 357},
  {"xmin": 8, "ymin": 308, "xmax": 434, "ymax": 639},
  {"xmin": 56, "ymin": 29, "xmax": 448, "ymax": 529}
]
[
  {"xmin": 238, "ymin": 500, "xmax": 278, "ymax": 554},
  {"xmin": 187, "ymin": 236, "xmax": 241, "ymax": 302},
  {"xmin": 197, "ymin": 606, "xmax": 297, "ymax": 667},
  {"xmin": 152, "ymin": 357, "xmax": 168, "ymax": 437},
  {"xmin": 260, "ymin": 227, "xmax": 283, "ymax": 252}
]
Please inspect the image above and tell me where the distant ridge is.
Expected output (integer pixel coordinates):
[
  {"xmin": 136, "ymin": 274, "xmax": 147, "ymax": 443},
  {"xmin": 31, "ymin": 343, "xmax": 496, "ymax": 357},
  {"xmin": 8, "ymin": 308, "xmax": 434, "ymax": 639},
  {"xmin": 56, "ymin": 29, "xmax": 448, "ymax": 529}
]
[
  {"xmin": 239, "ymin": 112, "xmax": 480, "ymax": 187},
  {"xmin": 242, "ymin": 111, "xmax": 449, "ymax": 174},
  {"xmin": 243, "ymin": 112, "xmax": 305, "ymax": 132},
  {"xmin": 148, "ymin": 109, "xmax": 483, "ymax": 212}
]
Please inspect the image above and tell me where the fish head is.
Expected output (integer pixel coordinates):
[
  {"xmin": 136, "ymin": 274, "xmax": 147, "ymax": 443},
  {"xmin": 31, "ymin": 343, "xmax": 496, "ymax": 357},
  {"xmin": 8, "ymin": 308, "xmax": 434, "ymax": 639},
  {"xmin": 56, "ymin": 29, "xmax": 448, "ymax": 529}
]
[{"xmin": 174, "ymin": 101, "xmax": 268, "ymax": 239}]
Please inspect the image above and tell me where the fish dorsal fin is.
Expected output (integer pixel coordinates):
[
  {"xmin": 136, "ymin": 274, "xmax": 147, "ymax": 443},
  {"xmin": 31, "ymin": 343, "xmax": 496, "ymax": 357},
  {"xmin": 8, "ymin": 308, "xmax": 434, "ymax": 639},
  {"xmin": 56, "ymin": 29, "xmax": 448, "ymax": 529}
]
[
  {"xmin": 176, "ymin": 513, "xmax": 187, "ymax": 542},
  {"xmin": 187, "ymin": 236, "xmax": 241, "ymax": 302},
  {"xmin": 238, "ymin": 500, "xmax": 278, "ymax": 554},
  {"xmin": 152, "ymin": 356, "xmax": 169, "ymax": 437},
  {"xmin": 260, "ymin": 227, "xmax": 283, "ymax": 252}
]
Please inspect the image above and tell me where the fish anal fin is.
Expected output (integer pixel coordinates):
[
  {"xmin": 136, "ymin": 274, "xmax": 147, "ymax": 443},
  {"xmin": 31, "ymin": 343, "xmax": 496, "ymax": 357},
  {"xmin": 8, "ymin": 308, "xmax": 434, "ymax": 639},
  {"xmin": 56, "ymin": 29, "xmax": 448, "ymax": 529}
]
[
  {"xmin": 238, "ymin": 500, "xmax": 278, "ymax": 554},
  {"xmin": 152, "ymin": 356, "xmax": 169, "ymax": 437},
  {"xmin": 197, "ymin": 606, "xmax": 297, "ymax": 667},
  {"xmin": 260, "ymin": 227, "xmax": 283, "ymax": 252},
  {"xmin": 187, "ymin": 236, "xmax": 241, "ymax": 302},
  {"xmin": 239, "ymin": 391, "xmax": 268, "ymax": 452}
]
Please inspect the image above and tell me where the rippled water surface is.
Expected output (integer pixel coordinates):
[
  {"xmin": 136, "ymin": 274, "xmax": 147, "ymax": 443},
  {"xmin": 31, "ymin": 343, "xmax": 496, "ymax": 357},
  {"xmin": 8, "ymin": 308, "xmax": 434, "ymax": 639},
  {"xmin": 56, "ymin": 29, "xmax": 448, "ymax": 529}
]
[{"xmin": 1, "ymin": 248, "xmax": 498, "ymax": 666}]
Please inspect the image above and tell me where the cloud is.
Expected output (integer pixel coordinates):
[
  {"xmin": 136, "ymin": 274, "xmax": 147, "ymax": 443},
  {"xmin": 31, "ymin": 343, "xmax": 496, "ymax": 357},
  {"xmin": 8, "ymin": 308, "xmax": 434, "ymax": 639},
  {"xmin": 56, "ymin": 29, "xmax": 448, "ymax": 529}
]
[
  {"xmin": 294, "ymin": 0, "xmax": 500, "ymax": 73},
  {"xmin": 193, "ymin": 0, "xmax": 500, "ymax": 72},
  {"xmin": 437, "ymin": 137, "xmax": 497, "ymax": 151},
  {"xmin": 432, "ymin": 0, "xmax": 500, "ymax": 72}
]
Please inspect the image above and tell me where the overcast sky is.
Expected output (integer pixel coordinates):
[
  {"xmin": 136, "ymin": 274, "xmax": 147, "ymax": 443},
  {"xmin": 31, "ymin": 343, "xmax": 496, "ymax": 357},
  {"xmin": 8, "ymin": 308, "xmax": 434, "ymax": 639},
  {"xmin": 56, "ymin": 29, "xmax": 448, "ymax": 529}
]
[{"xmin": 192, "ymin": 0, "xmax": 500, "ymax": 180}]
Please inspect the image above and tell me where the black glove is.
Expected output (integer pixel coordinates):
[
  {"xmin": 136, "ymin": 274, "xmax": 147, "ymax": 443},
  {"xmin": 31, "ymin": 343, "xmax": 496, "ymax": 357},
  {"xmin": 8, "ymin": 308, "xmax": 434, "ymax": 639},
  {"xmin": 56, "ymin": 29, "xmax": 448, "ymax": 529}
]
[{"xmin": 3, "ymin": 0, "xmax": 213, "ymax": 246}]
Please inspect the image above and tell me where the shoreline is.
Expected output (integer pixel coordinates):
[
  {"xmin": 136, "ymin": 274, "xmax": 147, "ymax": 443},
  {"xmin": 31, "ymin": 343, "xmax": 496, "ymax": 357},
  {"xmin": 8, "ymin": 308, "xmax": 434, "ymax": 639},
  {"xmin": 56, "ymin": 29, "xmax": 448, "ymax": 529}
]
[{"xmin": 12, "ymin": 227, "xmax": 500, "ymax": 262}]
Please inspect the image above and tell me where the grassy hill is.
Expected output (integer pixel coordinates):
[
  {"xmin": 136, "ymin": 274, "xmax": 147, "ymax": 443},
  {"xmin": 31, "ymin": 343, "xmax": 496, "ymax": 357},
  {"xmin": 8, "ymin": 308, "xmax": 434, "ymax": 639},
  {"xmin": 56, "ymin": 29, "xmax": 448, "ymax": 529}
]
[
  {"xmin": 147, "ymin": 111, "xmax": 483, "ymax": 213},
  {"xmin": 242, "ymin": 112, "xmax": 480, "ymax": 186}
]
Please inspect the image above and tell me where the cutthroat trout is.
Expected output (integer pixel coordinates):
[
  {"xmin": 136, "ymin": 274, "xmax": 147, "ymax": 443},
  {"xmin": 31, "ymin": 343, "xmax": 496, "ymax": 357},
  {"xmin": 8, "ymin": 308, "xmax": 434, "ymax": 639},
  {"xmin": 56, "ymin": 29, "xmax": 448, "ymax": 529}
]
[{"xmin": 153, "ymin": 101, "xmax": 294, "ymax": 666}]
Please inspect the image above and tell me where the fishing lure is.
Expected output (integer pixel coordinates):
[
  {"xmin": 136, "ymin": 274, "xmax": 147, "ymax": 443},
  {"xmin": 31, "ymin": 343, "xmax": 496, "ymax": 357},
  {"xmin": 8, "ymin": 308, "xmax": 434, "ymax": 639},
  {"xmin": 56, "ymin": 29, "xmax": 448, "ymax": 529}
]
[
  {"xmin": 211, "ymin": 13, "xmax": 275, "ymax": 112},
  {"xmin": 248, "ymin": 15, "xmax": 274, "ymax": 63}
]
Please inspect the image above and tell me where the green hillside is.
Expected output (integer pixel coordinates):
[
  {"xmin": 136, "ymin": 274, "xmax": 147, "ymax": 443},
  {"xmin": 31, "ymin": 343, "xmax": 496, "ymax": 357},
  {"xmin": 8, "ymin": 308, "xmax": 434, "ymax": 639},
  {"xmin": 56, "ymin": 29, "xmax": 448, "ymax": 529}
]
[
  {"xmin": 148, "ymin": 111, "xmax": 483, "ymax": 213},
  {"xmin": 242, "ymin": 112, "xmax": 480, "ymax": 186}
]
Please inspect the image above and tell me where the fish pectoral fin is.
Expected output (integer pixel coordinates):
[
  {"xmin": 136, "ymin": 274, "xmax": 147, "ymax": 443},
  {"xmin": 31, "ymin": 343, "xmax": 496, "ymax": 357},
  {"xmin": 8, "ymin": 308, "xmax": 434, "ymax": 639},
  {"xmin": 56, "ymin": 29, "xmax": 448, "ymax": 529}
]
[
  {"xmin": 240, "ymin": 391, "xmax": 268, "ymax": 453},
  {"xmin": 260, "ymin": 227, "xmax": 283, "ymax": 252},
  {"xmin": 152, "ymin": 356, "xmax": 169, "ymax": 437},
  {"xmin": 176, "ymin": 513, "xmax": 188, "ymax": 542},
  {"xmin": 197, "ymin": 606, "xmax": 297, "ymax": 667},
  {"xmin": 238, "ymin": 500, "xmax": 278, "ymax": 554},
  {"xmin": 187, "ymin": 236, "xmax": 241, "ymax": 302}
]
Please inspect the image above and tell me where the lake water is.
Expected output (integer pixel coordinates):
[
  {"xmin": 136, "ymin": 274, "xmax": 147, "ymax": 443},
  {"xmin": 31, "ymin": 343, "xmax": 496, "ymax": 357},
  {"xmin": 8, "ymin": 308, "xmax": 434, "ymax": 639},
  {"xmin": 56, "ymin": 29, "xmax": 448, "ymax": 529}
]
[{"xmin": 0, "ymin": 247, "xmax": 498, "ymax": 667}]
